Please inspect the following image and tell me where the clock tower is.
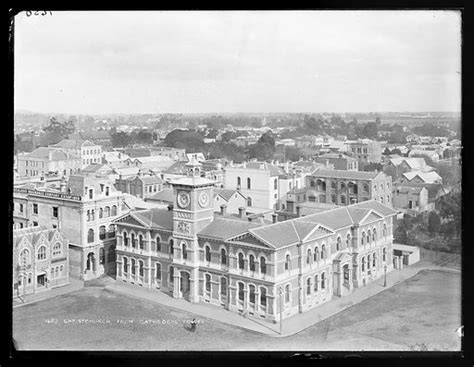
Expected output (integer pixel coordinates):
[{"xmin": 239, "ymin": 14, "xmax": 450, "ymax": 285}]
[{"xmin": 169, "ymin": 156, "xmax": 215, "ymax": 302}]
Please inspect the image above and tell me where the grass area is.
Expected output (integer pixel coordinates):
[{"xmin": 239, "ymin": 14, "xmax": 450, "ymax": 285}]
[{"xmin": 13, "ymin": 270, "xmax": 461, "ymax": 351}]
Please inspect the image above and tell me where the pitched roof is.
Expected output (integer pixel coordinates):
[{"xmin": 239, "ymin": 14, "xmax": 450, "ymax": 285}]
[
  {"xmin": 163, "ymin": 161, "xmax": 187, "ymax": 174},
  {"xmin": 147, "ymin": 189, "xmax": 174, "ymax": 203},
  {"xmin": 402, "ymin": 171, "xmax": 442, "ymax": 184},
  {"xmin": 132, "ymin": 208, "xmax": 174, "ymax": 230},
  {"xmin": 214, "ymin": 188, "xmax": 244, "ymax": 201},
  {"xmin": 244, "ymin": 162, "xmax": 284, "ymax": 176},
  {"xmin": 53, "ymin": 139, "xmax": 94, "ymax": 149},
  {"xmin": 26, "ymin": 147, "xmax": 72, "ymax": 161},
  {"xmin": 249, "ymin": 221, "xmax": 300, "ymax": 248},
  {"xmin": 199, "ymin": 217, "xmax": 261, "ymax": 241},
  {"xmin": 309, "ymin": 169, "xmax": 383, "ymax": 180}
]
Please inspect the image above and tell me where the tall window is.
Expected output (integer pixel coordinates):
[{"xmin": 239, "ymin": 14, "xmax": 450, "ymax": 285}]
[
  {"xmin": 123, "ymin": 232, "xmax": 129, "ymax": 246},
  {"xmin": 321, "ymin": 272, "xmax": 326, "ymax": 289},
  {"xmin": 99, "ymin": 248, "xmax": 105, "ymax": 264},
  {"xmin": 321, "ymin": 245, "xmax": 326, "ymax": 260},
  {"xmin": 367, "ymin": 231, "xmax": 371, "ymax": 244},
  {"xmin": 249, "ymin": 255, "xmax": 255, "ymax": 272},
  {"xmin": 336, "ymin": 237, "xmax": 341, "ymax": 251},
  {"xmin": 314, "ymin": 246, "xmax": 319, "ymax": 262},
  {"xmin": 362, "ymin": 256, "xmax": 365, "ymax": 271},
  {"xmin": 99, "ymin": 208, "xmax": 103, "ymax": 219},
  {"xmin": 247, "ymin": 177, "xmax": 251, "ymax": 189},
  {"xmin": 52, "ymin": 206, "xmax": 58, "ymax": 218},
  {"xmin": 238, "ymin": 282, "xmax": 244, "ymax": 301},
  {"xmin": 367, "ymin": 254, "xmax": 371, "ymax": 269},
  {"xmin": 33, "ymin": 203, "xmax": 38, "ymax": 214},
  {"xmin": 91, "ymin": 209, "xmax": 95, "ymax": 220},
  {"xmin": 131, "ymin": 259, "xmax": 136, "ymax": 275},
  {"xmin": 19, "ymin": 203, "xmax": 24, "ymax": 213},
  {"xmin": 260, "ymin": 256, "xmax": 266, "ymax": 274},
  {"xmin": 52, "ymin": 243, "xmax": 62, "ymax": 257},
  {"xmin": 169, "ymin": 266, "xmax": 174, "ymax": 283},
  {"xmin": 131, "ymin": 233, "xmax": 136, "ymax": 248},
  {"xmin": 373, "ymin": 229, "xmax": 377, "ymax": 242},
  {"xmin": 139, "ymin": 235, "xmax": 144, "ymax": 250},
  {"xmin": 169, "ymin": 239, "xmax": 174, "ymax": 255},
  {"xmin": 307, "ymin": 249, "xmax": 312, "ymax": 264},
  {"xmin": 274, "ymin": 179, "xmax": 278, "ymax": 190},
  {"xmin": 340, "ymin": 196, "xmax": 346, "ymax": 205},
  {"xmin": 310, "ymin": 179, "xmax": 315, "ymax": 188},
  {"xmin": 89, "ymin": 189, "xmax": 93, "ymax": 199},
  {"xmin": 87, "ymin": 210, "xmax": 91, "ymax": 221},
  {"xmin": 346, "ymin": 234, "xmax": 351, "ymax": 248},
  {"xmin": 19, "ymin": 249, "xmax": 30, "ymax": 266},
  {"xmin": 99, "ymin": 226, "xmax": 106, "ymax": 240},
  {"xmin": 238, "ymin": 253, "xmax": 245, "ymax": 269},
  {"xmin": 123, "ymin": 257, "xmax": 128, "ymax": 274},
  {"xmin": 247, "ymin": 197, "xmax": 252, "ymax": 207},
  {"xmin": 156, "ymin": 237, "xmax": 161, "ymax": 252},
  {"xmin": 383, "ymin": 223, "xmax": 387, "ymax": 238},
  {"xmin": 306, "ymin": 278, "xmax": 311, "ymax": 295},
  {"xmin": 285, "ymin": 284, "xmax": 290, "ymax": 303},
  {"xmin": 383, "ymin": 248, "xmax": 387, "ymax": 262},
  {"xmin": 155, "ymin": 263, "xmax": 161, "ymax": 280},
  {"xmin": 111, "ymin": 205, "xmax": 117, "ymax": 216},
  {"xmin": 260, "ymin": 287, "xmax": 267, "ymax": 307},
  {"xmin": 87, "ymin": 229, "xmax": 94, "ymax": 243},
  {"xmin": 373, "ymin": 253, "xmax": 376, "ymax": 267},
  {"xmin": 139, "ymin": 260, "xmax": 144, "ymax": 277},
  {"xmin": 314, "ymin": 275, "xmax": 319, "ymax": 292},
  {"xmin": 205, "ymin": 246, "xmax": 211, "ymax": 262},
  {"xmin": 249, "ymin": 285, "xmax": 256, "ymax": 304},
  {"xmin": 182, "ymin": 243, "xmax": 187, "ymax": 260},
  {"xmin": 108, "ymin": 224, "xmax": 115, "ymax": 238},
  {"xmin": 104, "ymin": 206, "xmax": 110, "ymax": 218},
  {"xmin": 285, "ymin": 254, "xmax": 291, "ymax": 270},
  {"xmin": 221, "ymin": 248, "xmax": 227, "ymax": 265},
  {"xmin": 361, "ymin": 232, "xmax": 365, "ymax": 245}
]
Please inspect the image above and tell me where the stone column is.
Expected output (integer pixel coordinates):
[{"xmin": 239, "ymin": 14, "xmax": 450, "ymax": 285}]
[
  {"xmin": 127, "ymin": 263, "xmax": 131, "ymax": 280},
  {"xmin": 189, "ymin": 267, "xmax": 200, "ymax": 303},
  {"xmin": 173, "ymin": 268, "xmax": 181, "ymax": 298}
]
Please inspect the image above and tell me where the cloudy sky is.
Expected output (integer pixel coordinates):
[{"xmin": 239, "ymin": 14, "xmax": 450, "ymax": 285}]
[{"xmin": 14, "ymin": 11, "xmax": 461, "ymax": 114}]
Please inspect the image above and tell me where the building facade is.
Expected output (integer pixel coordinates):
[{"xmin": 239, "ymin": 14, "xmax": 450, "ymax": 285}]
[
  {"xmin": 13, "ymin": 226, "xmax": 69, "ymax": 298},
  {"xmin": 51, "ymin": 139, "xmax": 102, "ymax": 168},
  {"xmin": 115, "ymin": 173, "xmax": 164, "ymax": 199},
  {"xmin": 350, "ymin": 139, "xmax": 382, "ymax": 166},
  {"xmin": 13, "ymin": 174, "xmax": 125, "ymax": 280},
  {"xmin": 17, "ymin": 147, "xmax": 82, "ymax": 178},
  {"xmin": 315, "ymin": 153, "xmax": 359, "ymax": 171},
  {"xmin": 306, "ymin": 169, "xmax": 393, "ymax": 206},
  {"xmin": 113, "ymin": 166, "xmax": 396, "ymax": 322}
]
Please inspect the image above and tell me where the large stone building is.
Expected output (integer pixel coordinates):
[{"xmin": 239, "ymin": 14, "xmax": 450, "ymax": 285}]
[
  {"xmin": 16, "ymin": 147, "xmax": 82, "ymax": 178},
  {"xmin": 113, "ymin": 163, "xmax": 396, "ymax": 322},
  {"xmin": 315, "ymin": 153, "xmax": 359, "ymax": 171},
  {"xmin": 306, "ymin": 169, "xmax": 393, "ymax": 206},
  {"xmin": 51, "ymin": 138, "xmax": 103, "ymax": 168},
  {"xmin": 115, "ymin": 173, "xmax": 164, "ymax": 200},
  {"xmin": 13, "ymin": 226, "xmax": 69, "ymax": 298},
  {"xmin": 350, "ymin": 139, "xmax": 382, "ymax": 167},
  {"xmin": 13, "ymin": 174, "xmax": 126, "ymax": 280}
]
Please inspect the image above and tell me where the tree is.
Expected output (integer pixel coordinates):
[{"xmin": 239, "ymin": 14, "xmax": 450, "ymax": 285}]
[
  {"xmin": 427, "ymin": 212, "xmax": 441, "ymax": 236},
  {"xmin": 248, "ymin": 131, "xmax": 276, "ymax": 161},
  {"xmin": 375, "ymin": 116, "xmax": 381, "ymax": 125},
  {"xmin": 42, "ymin": 116, "xmax": 76, "ymax": 145},
  {"xmin": 383, "ymin": 147, "xmax": 391, "ymax": 155},
  {"xmin": 163, "ymin": 129, "xmax": 205, "ymax": 152},
  {"xmin": 436, "ymin": 191, "xmax": 461, "ymax": 238},
  {"xmin": 391, "ymin": 148, "xmax": 402, "ymax": 156},
  {"xmin": 135, "ymin": 130, "xmax": 153, "ymax": 145},
  {"xmin": 111, "ymin": 132, "xmax": 132, "ymax": 148},
  {"xmin": 362, "ymin": 122, "xmax": 379, "ymax": 140}
]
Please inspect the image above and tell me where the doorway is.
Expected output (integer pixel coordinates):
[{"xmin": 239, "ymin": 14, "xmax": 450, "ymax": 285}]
[{"xmin": 37, "ymin": 274, "xmax": 46, "ymax": 287}]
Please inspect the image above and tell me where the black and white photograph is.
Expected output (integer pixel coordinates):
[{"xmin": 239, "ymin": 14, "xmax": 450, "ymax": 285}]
[{"xmin": 11, "ymin": 10, "xmax": 462, "ymax": 352}]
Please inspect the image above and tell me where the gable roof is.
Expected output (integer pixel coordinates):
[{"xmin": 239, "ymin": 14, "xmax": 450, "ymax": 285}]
[
  {"xmin": 244, "ymin": 162, "xmax": 284, "ymax": 177},
  {"xmin": 309, "ymin": 169, "xmax": 383, "ymax": 180},
  {"xmin": 26, "ymin": 147, "xmax": 73, "ymax": 161},
  {"xmin": 115, "ymin": 208, "xmax": 174, "ymax": 231},
  {"xmin": 198, "ymin": 217, "xmax": 261, "ymax": 241},
  {"xmin": 147, "ymin": 188, "xmax": 174, "ymax": 203},
  {"xmin": 214, "ymin": 188, "xmax": 245, "ymax": 202},
  {"xmin": 53, "ymin": 139, "xmax": 94, "ymax": 149},
  {"xmin": 402, "ymin": 171, "xmax": 442, "ymax": 184}
]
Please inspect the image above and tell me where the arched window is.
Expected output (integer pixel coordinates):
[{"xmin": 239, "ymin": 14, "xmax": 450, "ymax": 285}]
[
  {"xmin": 331, "ymin": 195, "xmax": 336, "ymax": 203},
  {"xmin": 340, "ymin": 196, "xmax": 346, "ymax": 205},
  {"xmin": 221, "ymin": 248, "xmax": 227, "ymax": 265},
  {"xmin": 91, "ymin": 209, "xmax": 95, "ymax": 220},
  {"xmin": 361, "ymin": 232, "xmax": 365, "ymax": 245},
  {"xmin": 108, "ymin": 224, "xmax": 115, "ymax": 238},
  {"xmin": 346, "ymin": 234, "xmax": 351, "ymax": 248},
  {"xmin": 340, "ymin": 182, "xmax": 346, "ymax": 190},
  {"xmin": 169, "ymin": 266, "xmax": 174, "ymax": 283},
  {"xmin": 220, "ymin": 277, "xmax": 227, "ymax": 296},
  {"xmin": 237, "ymin": 177, "xmax": 241, "ymax": 187},
  {"xmin": 307, "ymin": 248, "xmax": 312, "ymax": 264},
  {"xmin": 373, "ymin": 253, "xmax": 376, "ymax": 267},
  {"xmin": 367, "ymin": 254, "xmax": 371, "ymax": 269},
  {"xmin": 156, "ymin": 236, "xmax": 161, "ymax": 252},
  {"xmin": 387, "ymin": 195, "xmax": 390, "ymax": 204},
  {"xmin": 314, "ymin": 275, "xmax": 319, "ymax": 292},
  {"xmin": 383, "ymin": 223, "xmax": 387, "ymax": 238},
  {"xmin": 182, "ymin": 243, "xmax": 187, "ymax": 260},
  {"xmin": 238, "ymin": 253, "xmax": 245, "ymax": 269},
  {"xmin": 306, "ymin": 277, "xmax": 311, "ymax": 295},
  {"xmin": 285, "ymin": 284, "xmax": 290, "ymax": 303},
  {"xmin": 111, "ymin": 205, "xmax": 117, "ymax": 216},
  {"xmin": 205, "ymin": 246, "xmax": 211, "ymax": 262},
  {"xmin": 155, "ymin": 262, "xmax": 161, "ymax": 280},
  {"xmin": 99, "ymin": 248, "xmax": 105, "ymax": 264},
  {"xmin": 139, "ymin": 260, "xmax": 144, "ymax": 277},
  {"xmin": 367, "ymin": 230, "xmax": 371, "ymax": 244},
  {"xmin": 363, "ymin": 184, "xmax": 369, "ymax": 193},
  {"xmin": 362, "ymin": 256, "xmax": 366, "ymax": 271},
  {"xmin": 99, "ymin": 226, "xmax": 106, "ymax": 240},
  {"xmin": 104, "ymin": 206, "xmax": 110, "ymax": 218},
  {"xmin": 60, "ymin": 265, "xmax": 64, "ymax": 276},
  {"xmin": 52, "ymin": 243, "xmax": 62, "ymax": 257},
  {"xmin": 139, "ymin": 234, "xmax": 144, "ymax": 250},
  {"xmin": 87, "ymin": 229, "xmax": 94, "ymax": 243},
  {"xmin": 321, "ymin": 245, "xmax": 326, "ymax": 260},
  {"xmin": 169, "ymin": 239, "xmax": 174, "ymax": 255},
  {"xmin": 247, "ymin": 197, "xmax": 252, "ymax": 207},
  {"xmin": 314, "ymin": 246, "xmax": 319, "ymax": 262},
  {"xmin": 131, "ymin": 258, "xmax": 136, "ymax": 275},
  {"xmin": 285, "ymin": 254, "xmax": 291, "ymax": 270},
  {"xmin": 274, "ymin": 178, "xmax": 278, "ymax": 190},
  {"xmin": 123, "ymin": 232, "xmax": 129, "ymax": 246},
  {"xmin": 123, "ymin": 257, "xmax": 128, "ymax": 274},
  {"xmin": 310, "ymin": 179, "xmax": 315, "ymax": 188},
  {"xmin": 336, "ymin": 237, "xmax": 341, "ymax": 251},
  {"xmin": 321, "ymin": 272, "xmax": 326, "ymax": 289},
  {"xmin": 260, "ymin": 287, "xmax": 267, "ymax": 307},
  {"xmin": 247, "ymin": 177, "xmax": 251, "ymax": 189},
  {"xmin": 99, "ymin": 208, "xmax": 103, "ymax": 219},
  {"xmin": 260, "ymin": 256, "xmax": 266, "ymax": 274},
  {"xmin": 238, "ymin": 282, "xmax": 244, "ymax": 301},
  {"xmin": 131, "ymin": 233, "xmax": 136, "ymax": 248},
  {"xmin": 249, "ymin": 284, "xmax": 256, "ymax": 304},
  {"xmin": 383, "ymin": 248, "xmax": 387, "ymax": 262},
  {"xmin": 87, "ymin": 210, "xmax": 91, "ymax": 221},
  {"xmin": 373, "ymin": 229, "xmax": 377, "ymax": 242},
  {"xmin": 19, "ymin": 248, "xmax": 30, "ymax": 266},
  {"xmin": 249, "ymin": 254, "xmax": 255, "ymax": 272},
  {"xmin": 331, "ymin": 181, "xmax": 336, "ymax": 189}
]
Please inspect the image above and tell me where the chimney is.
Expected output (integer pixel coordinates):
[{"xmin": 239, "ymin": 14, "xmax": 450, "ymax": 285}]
[
  {"xmin": 238, "ymin": 207, "xmax": 246, "ymax": 218},
  {"xmin": 296, "ymin": 205, "xmax": 301, "ymax": 217},
  {"xmin": 167, "ymin": 204, "xmax": 174, "ymax": 211},
  {"xmin": 220, "ymin": 204, "xmax": 227, "ymax": 216},
  {"xmin": 272, "ymin": 213, "xmax": 278, "ymax": 223},
  {"xmin": 60, "ymin": 176, "xmax": 67, "ymax": 193},
  {"xmin": 326, "ymin": 159, "xmax": 330, "ymax": 167}
]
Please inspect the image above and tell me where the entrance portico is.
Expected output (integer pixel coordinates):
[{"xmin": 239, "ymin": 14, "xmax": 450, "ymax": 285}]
[{"xmin": 333, "ymin": 252, "xmax": 353, "ymax": 297}]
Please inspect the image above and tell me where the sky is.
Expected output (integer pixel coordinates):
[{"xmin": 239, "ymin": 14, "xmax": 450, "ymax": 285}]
[{"xmin": 14, "ymin": 10, "xmax": 462, "ymax": 115}]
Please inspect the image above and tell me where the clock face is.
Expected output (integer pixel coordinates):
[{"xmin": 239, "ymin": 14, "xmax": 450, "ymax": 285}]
[
  {"xmin": 177, "ymin": 191, "xmax": 191, "ymax": 208},
  {"xmin": 198, "ymin": 192, "xmax": 209, "ymax": 207}
]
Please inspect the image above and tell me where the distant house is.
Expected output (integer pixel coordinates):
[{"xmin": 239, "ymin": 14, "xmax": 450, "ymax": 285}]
[
  {"xmin": 145, "ymin": 188, "xmax": 174, "ymax": 206},
  {"xmin": 51, "ymin": 138, "xmax": 102, "ymax": 167},
  {"xmin": 17, "ymin": 147, "xmax": 82, "ymax": 178},
  {"xmin": 124, "ymin": 156, "xmax": 175, "ymax": 172},
  {"xmin": 392, "ymin": 185, "xmax": 431, "ymax": 213},
  {"xmin": 115, "ymin": 173, "xmax": 164, "ymax": 199},
  {"xmin": 384, "ymin": 157, "xmax": 435, "ymax": 180},
  {"xmin": 102, "ymin": 151, "xmax": 130, "ymax": 168},
  {"xmin": 315, "ymin": 153, "xmax": 358, "ymax": 171},
  {"xmin": 213, "ymin": 188, "xmax": 248, "ymax": 214},
  {"xmin": 401, "ymin": 171, "xmax": 442, "ymax": 185},
  {"xmin": 408, "ymin": 149, "xmax": 440, "ymax": 162}
]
